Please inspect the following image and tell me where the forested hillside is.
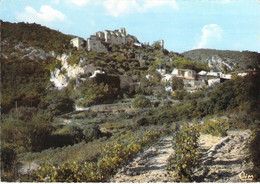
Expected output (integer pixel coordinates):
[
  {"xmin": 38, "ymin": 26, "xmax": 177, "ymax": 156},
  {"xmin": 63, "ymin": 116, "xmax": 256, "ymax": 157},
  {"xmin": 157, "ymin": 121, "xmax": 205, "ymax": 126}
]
[{"xmin": 1, "ymin": 20, "xmax": 73, "ymax": 53}]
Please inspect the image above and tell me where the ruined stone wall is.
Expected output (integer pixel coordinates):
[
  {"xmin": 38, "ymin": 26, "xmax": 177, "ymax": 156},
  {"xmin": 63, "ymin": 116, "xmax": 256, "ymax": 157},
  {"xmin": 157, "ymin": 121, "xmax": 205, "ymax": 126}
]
[
  {"xmin": 87, "ymin": 37, "xmax": 108, "ymax": 53},
  {"xmin": 184, "ymin": 70, "xmax": 196, "ymax": 79},
  {"xmin": 107, "ymin": 34, "xmax": 126, "ymax": 45},
  {"xmin": 87, "ymin": 28, "xmax": 138, "ymax": 52},
  {"xmin": 125, "ymin": 35, "xmax": 137, "ymax": 44}
]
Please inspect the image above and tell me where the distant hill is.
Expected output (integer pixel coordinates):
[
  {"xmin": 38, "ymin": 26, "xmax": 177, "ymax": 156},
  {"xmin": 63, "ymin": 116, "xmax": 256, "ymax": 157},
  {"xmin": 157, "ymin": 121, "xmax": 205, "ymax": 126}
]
[
  {"xmin": 1, "ymin": 20, "xmax": 74, "ymax": 53},
  {"xmin": 182, "ymin": 49, "xmax": 260, "ymax": 72}
]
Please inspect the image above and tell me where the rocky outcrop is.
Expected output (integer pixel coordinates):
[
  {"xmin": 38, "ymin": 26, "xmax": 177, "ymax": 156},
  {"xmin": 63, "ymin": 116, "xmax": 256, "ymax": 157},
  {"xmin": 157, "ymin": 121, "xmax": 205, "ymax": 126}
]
[
  {"xmin": 50, "ymin": 69, "xmax": 69, "ymax": 89},
  {"xmin": 1, "ymin": 41, "xmax": 54, "ymax": 60},
  {"xmin": 50, "ymin": 54, "xmax": 84, "ymax": 89},
  {"xmin": 18, "ymin": 162, "xmax": 40, "ymax": 176},
  {"xmin": 207, "ymin": 55, "xmax": 235, "ymax": 72},
  {"xmin": 50, "ymin": 55, "xmax": 134, "ymax": 90}
]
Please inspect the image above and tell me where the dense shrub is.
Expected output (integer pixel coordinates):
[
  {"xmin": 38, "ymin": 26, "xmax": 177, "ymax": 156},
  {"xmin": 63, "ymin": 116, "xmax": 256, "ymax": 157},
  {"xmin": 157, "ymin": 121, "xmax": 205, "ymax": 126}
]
[
  {"xmin": 209, "ymin": 73, "xmax": 259, "ymax": 114},
  {"xmin": 184, "ymin": 90, "xmax": 205, "ymax": 100},
  {"xmin": 39, "ymin": 89, "xmax": 74, "ymax": 115},
  {"xmin": 171, "ymin": 77, "xmax": 184, "ymax": 91},
  {"xmin": 168, "ymin": 123, "xmax": 200, "ymax": 182},
  {"xmin": 7, "ymin": 106, "xmax": 38, "ymax": 121},
  {"xmin": 0, "ymin": 144, "xmax": 18, "ymax": 182},
  {"xmin": 192, "ymin": 99, "xmax": 213, "ymax": 119},
  {"xmin": 151, "ymin": 72, "xmax": 260, "ymax": 124},
  {"xmin": 228, "ymin": 114, "xmax": 260, "ymax": 130},
  {"xmin": 2, "ymin": 21, "xmax": 72, "ymax": 53},
  {"xmin": 172, "ymin": 89, "xmax": 204, "ymax": 101},
  {"xmin": 200, "ymin": 118, "xmax": 229, "ymax": 137},
  {"xmin": 53, "ymin": 125, "xmax": 84, "ymax": 146},
  {"xmin": 1, "ymin": 113, "xmax": 54, "ymax": 181},
  {"xmin": 154, "ymin": 86, "xmax": 169, "ymax": 99},
  {"xmin": 172, "ymin": 56, "xmax": 209, "ymax": 72},
  {"xmin": 1, "ymin": 58, "xmax": 51, "ymax": 113},
  {"xmin": 148, "ymin": 100, "xmax": 197, "ymax": 125},
  {"xmin": 136, "ymin": 117, "xmax": 150, "ymax": 126},
  {"xmin": 172, "ymin": 89, "xmax": 188, "ymax": 100},
  {"xmin": 83, "ymin": 125, "xmax": 103, "ymax": 142},
  {"xmin": 1, "ymin": 144, "xmax": 17, "ymax": 170},
  {"xmin": 132, "ymin": 95, "xmax": 152, "ymax": 108},
  {"xmin": 249, "ymin": 130, "xmax": 260, "ymax": 181},
  {"xmin": 68, "ymin": 50, "xmax": 87, "ymax": 65},
  {"xmin": 1, "ymin": 113, "xmax": 53, "ymax": 152},
  {"xmin": 77, "ymin": 81, "xmax": 118, "ymax": 107}
]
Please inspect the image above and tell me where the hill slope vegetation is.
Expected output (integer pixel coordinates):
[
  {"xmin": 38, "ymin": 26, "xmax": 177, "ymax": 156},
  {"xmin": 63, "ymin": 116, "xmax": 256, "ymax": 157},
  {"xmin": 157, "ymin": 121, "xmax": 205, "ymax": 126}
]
[{"xmin": 182, "ymin": 49, "xmax": 260, "ymax": 71}]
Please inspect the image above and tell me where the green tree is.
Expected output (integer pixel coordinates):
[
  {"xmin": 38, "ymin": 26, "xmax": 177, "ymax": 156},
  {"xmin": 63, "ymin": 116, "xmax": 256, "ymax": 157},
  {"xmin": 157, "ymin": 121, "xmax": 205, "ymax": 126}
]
[
  {"xmin": 173, "ymin": 56, "xmax": 209, "ymax": 72},
  {"xmin": 171, "ymin": 77, "xmax": 184, "ymax": 91},
  {"xmin": 77, "ymin": 81, "xmax": 118, "ymax": 107},
  {"xmin": 132, "ymin": 95, "xmax": 152, "ymax": 108}
]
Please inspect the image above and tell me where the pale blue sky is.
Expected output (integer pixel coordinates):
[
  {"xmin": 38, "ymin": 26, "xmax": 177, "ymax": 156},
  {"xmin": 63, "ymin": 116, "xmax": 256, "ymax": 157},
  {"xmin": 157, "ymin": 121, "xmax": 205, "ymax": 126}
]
[{"xmin": 1, "ymin": 0, "xmax": 260, "ymax": 53}]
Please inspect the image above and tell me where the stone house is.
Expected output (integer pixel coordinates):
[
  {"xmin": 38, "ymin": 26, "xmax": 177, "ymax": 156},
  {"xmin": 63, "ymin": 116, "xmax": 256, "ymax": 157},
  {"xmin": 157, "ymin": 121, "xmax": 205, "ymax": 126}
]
[
  {"xmin": 70, "ymin": 37, "xmax": 86, "ymax": 50},
  {"xmin": 198, "ymin": 70, "xmax": 207, "ymax": 76},
  {"xmin": 198, "ymin": 71, "xmax": 222, "ymax": 81},
  {"xmin": 220, "ymin": 73, "xmax": 232, "ymax": 79},
  {"xmin": 198, "ymin": 70, "xmax": 234, "ymax": 84},
  {"xmin": 171, "ymin": 68, "xmax": 197, "ymax": 79},
  {"xmin": 87, "ymin": 35, "xmax": 108, "ymax": 53},
  {"xmin": 104, "ymin": 28, "xmax": 126, "ymax": 45}
]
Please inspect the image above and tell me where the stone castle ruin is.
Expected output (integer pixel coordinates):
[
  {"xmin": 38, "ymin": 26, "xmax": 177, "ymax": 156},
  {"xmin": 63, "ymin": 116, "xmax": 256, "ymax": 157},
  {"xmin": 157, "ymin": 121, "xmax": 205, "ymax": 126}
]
[
  {"xmin": 71, "ymin": 28, "xmax": 140, "ymax": 53},
  {"xmin": 153, "ymin": 40, "xmax": 164, "ymax": 49}
]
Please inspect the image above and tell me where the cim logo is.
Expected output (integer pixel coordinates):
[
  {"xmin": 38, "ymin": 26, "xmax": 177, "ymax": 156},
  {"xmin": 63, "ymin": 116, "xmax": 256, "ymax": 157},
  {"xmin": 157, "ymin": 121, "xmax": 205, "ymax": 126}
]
[{"xmin": 239, "ymin": 171, "xmax": 254, "ymax": 182}]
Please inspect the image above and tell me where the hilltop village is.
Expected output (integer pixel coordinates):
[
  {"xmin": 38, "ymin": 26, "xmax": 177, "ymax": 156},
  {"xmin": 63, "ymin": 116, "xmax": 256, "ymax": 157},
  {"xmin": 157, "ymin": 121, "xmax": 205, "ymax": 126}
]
[
  {"xmin": 65, "ymin": 28, "xmax": 250, "ymax": 94},
  {"xmin": 70, "ymin": 28, "xmax": 159, "ymax": 53}
]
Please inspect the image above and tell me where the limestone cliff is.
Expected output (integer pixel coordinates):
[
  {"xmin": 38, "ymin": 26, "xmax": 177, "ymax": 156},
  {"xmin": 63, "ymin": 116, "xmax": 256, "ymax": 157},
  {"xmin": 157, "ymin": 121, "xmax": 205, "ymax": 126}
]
[{"xmin": 50, "ymin": 54, "xmax": 84, "ymax": 89}]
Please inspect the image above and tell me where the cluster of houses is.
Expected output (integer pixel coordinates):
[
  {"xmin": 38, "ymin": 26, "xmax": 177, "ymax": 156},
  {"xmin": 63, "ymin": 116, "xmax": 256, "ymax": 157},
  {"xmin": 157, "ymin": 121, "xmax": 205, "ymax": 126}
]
[
  {"xmin": 70, "ymin": 28, "xmax": 139, "ymax": 53},
  {"xmin": 152, "ymin": 68, "xmax": 250, "ymax": 92}
]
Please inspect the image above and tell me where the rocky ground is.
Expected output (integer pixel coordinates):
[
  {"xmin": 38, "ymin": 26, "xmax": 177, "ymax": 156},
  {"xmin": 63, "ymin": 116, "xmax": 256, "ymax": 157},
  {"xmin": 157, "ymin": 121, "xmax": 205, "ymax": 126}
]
[{"xmin": 110, "ymin": 129, "xmax": 253, "ymax": 183}]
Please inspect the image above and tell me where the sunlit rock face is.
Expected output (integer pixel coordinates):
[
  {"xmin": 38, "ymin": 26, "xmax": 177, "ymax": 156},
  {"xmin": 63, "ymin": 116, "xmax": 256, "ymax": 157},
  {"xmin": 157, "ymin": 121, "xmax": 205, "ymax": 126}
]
[
  {"xmin": 207, "ymin": 55, "xmax": 235, "ymax": 72},
  {"xmin": 50, "ymin": 54, "xmax": 84, "ymax": 89},
  {"xmin": 50, "ymin": 69, "xmax": 69, "ymax": 89}
]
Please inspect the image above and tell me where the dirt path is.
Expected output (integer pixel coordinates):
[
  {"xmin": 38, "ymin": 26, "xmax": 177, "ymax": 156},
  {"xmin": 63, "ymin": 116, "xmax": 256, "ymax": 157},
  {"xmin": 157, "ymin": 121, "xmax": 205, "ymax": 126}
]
[
  {"xmin": 110, "ymin": 136, "xmax": 175, "ymax": 183},
  {"xmin": 195, "ymin": 129, "xmax": 253, "ymax": 182},
  {"xmin": 110, "ymin": 129, "xmax": 253, "ymax": 183}
]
